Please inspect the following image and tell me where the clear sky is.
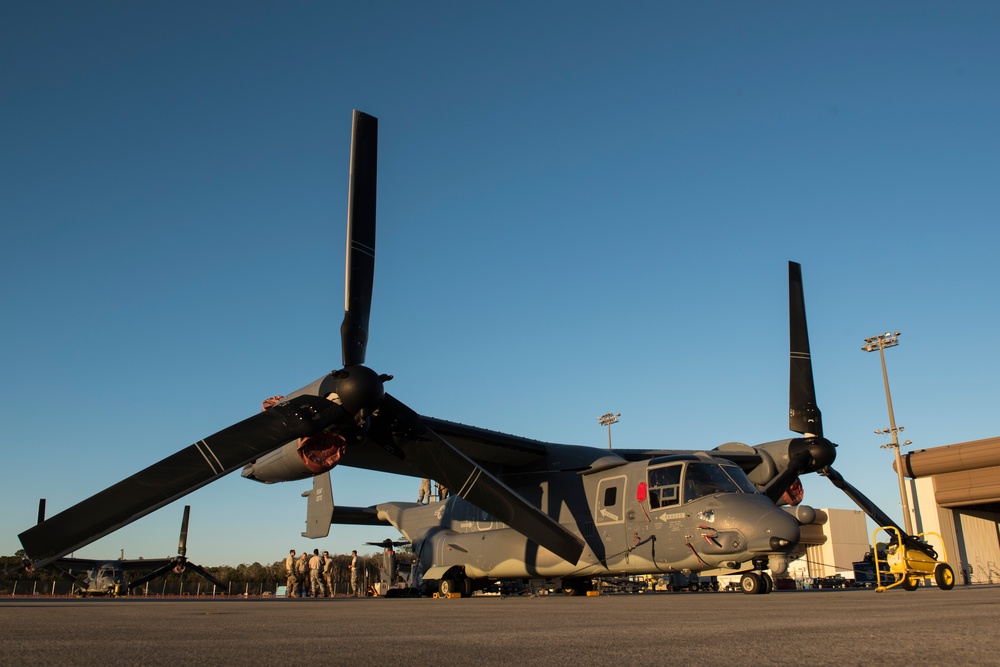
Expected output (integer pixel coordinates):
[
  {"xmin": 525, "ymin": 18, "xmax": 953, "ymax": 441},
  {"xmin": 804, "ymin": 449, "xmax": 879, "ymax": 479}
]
[{"xmin": 3, "ymin": 2, "xmax": 998, "ymax": 567}]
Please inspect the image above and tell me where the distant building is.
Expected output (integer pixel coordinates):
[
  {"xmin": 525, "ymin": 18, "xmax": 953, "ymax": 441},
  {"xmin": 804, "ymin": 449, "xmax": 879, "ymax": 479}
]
[{"xmin": 801, "ymin": 508, "xmax": 869, "ymax": 580}]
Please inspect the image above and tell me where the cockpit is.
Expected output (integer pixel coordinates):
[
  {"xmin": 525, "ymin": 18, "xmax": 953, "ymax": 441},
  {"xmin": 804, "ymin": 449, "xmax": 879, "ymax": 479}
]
[{"xmin": 646, "ymin": 460, "xmax": 759, "ymax": 509}]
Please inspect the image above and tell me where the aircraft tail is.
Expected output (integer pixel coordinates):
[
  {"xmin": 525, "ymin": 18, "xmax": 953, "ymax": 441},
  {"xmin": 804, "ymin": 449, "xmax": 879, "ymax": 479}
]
[{"xmin": 301, "ymin": 472, "xmax": 335, "ymax": 538}]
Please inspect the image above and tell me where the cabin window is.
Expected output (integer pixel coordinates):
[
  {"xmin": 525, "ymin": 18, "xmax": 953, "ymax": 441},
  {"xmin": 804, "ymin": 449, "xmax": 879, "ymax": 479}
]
[
  {"xmin": 646, "ymin": 464, "xmax": 682, "ymax": 509},
  {"xmin": 603, "ymin": 486, "xmax": 617, "ymax": 507}
]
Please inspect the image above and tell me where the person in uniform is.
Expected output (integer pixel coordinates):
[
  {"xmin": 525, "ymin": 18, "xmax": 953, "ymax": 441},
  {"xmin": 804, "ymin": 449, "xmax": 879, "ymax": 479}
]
[
  {"xmin": 295, "ymin": 553, "xmax": 309, "ymax": 596},
  {"xmin": 308, "ymin": 549, "xmax": 323, "ymax": 598},
  {"xmin": 322, "ymin": 550, "xmax": 335, "ymax": 597},
  {"xmin": 349, "ymin": 550, "xmax": 360, "ymax": 597},
  {"xmin": 418, "ymin": 478, "xmax": 430, "ymax": 504},
  {"xmin": 285, "ymin": 549, "xmax": 299, "ymax": 598}
]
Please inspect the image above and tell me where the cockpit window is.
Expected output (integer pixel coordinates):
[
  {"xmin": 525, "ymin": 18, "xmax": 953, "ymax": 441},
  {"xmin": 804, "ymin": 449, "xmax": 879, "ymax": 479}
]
[
  {"xmin": 648, "ymin": 461, "xmax": 760, "ymax": 507},
  {"xmin": 682, "ymin": 462, "xmax": 759, "ymax": 502},
  {"xmin": 646, "ymin": 464, "xmax": 682, "ymax": 509},
  {"xmin": 720, "ymin": 464, "xmax": 759, "ymax": 494}
]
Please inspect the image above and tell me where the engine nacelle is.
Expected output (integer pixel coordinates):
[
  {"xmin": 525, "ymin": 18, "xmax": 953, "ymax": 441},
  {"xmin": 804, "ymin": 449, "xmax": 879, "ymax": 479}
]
[
  {"xmin": 241, "ymin": 430, "xmax": 346, "ymax": 483},
  {"xmin": 752, "ymin": 437, "xmax": 837, "ymax": 484}
]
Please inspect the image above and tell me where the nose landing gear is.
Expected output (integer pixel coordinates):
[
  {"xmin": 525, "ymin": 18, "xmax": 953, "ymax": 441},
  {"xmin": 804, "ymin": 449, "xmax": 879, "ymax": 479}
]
[{"xmin": 739, "ymin": 570, "xmax": 774, "ymax": 594}]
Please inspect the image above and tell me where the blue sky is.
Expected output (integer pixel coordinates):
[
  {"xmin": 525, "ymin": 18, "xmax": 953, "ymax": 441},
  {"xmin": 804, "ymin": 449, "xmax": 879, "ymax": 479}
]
[{"xmin": 2, "ymin": 2, "xmax": 998, "ymax": 567}]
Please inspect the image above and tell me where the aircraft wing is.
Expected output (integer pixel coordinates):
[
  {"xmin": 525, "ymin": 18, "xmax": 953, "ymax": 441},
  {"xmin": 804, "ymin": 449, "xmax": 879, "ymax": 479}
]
[
  {"xmin": 332, "ymin": 417, "xmax": 556, "ymax": 478},
  {"xmin": 418, "ymin": 418, "xmax": 554, "ymax": 467},
  {"xmin": 49, "ymin": 557, "xmax": 175, "ymax": 573}
]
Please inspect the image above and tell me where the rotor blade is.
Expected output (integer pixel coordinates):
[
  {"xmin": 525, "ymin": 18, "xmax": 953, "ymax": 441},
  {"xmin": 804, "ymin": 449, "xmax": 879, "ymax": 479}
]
[
  {"xmin": 46, "ymin": 563, "xmax": 90, "ymax": 587},
  {"xmin": 373, "ymin": 394, "xmax": 585, "ymax": 564},
  {"xmin": 127, "ymin": 564, "xmax": 174, "ymax": 590},
  {"xmin": 821, "ymin": 465, "xmax": 903, "ymax": 533},
  {"xmin": 183, "ymin": 562, "xmax": 226, "ymax": 590},
  {"xmin": 178, "ymin": 505, "xmax": 191, "ymax": 558},
  {"xmin": 19, "ymin": 394, "xmax": 347, "ymax": 569},
  {"xmin": 341, "ymin": 110, "xmax": 378, "ymax": 367},
  {"xmin": 789, "ymin": 261, "xmax": 823, "ymax": 437}
]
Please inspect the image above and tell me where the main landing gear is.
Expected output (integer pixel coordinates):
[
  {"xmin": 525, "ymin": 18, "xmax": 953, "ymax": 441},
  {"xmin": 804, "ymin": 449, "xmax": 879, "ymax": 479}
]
[{"xmin": 437, "ymin": 575, "xmax": 473, "ymax": 598}]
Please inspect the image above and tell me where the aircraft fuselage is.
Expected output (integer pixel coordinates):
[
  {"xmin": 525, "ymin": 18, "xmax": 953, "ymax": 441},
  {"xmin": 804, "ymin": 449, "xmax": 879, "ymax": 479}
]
[{"xmin": 373, "ymin": 453, "xmax": 804, "ymax": 588}]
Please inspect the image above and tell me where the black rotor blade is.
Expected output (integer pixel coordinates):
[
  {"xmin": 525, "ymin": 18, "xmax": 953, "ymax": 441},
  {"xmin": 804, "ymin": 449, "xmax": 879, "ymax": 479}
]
[
  {"xmin": 822, "ymin": 465, "xmax": 939, "ymax": 559},
  {"xmin": 373, "ymin": 394, "xmax": 585, "ymax": 564},
  {"xmin": 19, "ymin": 394, "xmax": 347, "ymax": 569},
  {"xmin": 127, "ymin": 564, "xmax": 174, "ymax": 591},
  {"xmin": 178, "ymin": 505, "xmax": 190, "ymax": 558},
  {"xmin": 341, "ymin": 110, "xmax": 378, "ymax": 368},
  {"xmin": 821, "ymin": 465, "xmax": 903, "ymax": 534},
  {"xmin": 183, "ymin": 562, "xmax": 226, "ymax": 590},
  {"xmin": 789, "ymin": 261, "xmax": 823, "ymax": 437}
]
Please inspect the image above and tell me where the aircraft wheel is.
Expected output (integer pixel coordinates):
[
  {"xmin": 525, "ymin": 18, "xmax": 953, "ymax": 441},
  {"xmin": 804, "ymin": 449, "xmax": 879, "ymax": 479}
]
[
  {"xmin": 461, "ymin": 577, "xmax": 474, "ymax": 598},
  {"xmin": 438, "ymin": 578, "xmax": 458, "ymax": 597},
  {"xmin": 760, "ymin": 572, "xmax": 774, "ymax": 595},
  {"xmin": 934, "ymin": 563, "xmax": 955, "ymax": 590},
  {"xmin": 901, "ymin": 576, "xmax": 919, "ymax": 591},
  {"xmin": 740, "ymin": 573, "xmax": 761, "ymax": 595},
  {"xmin": 561, "ymin": 579, "xmax": 593, "ymax": 596}
]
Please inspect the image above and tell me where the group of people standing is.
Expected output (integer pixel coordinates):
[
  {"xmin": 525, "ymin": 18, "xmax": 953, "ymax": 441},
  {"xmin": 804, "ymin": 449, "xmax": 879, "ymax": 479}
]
[{"xmin": 284, "ymin": 548, "xmax": 362, "ymax": 598}]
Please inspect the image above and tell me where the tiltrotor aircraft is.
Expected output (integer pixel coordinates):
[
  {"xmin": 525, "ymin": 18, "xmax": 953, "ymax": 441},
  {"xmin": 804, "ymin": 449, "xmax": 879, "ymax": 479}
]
[
  {"xmin": 28, "ymin": 503, "xmax": 223, "ymax": 596},
  {"xmin": 19, "ymin": 110, "xmax": 940, "ymax": 595}
]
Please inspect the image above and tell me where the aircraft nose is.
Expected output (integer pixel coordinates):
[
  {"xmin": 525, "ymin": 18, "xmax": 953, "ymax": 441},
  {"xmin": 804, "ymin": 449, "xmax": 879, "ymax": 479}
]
[{"xmin": 747, "ymin": 501, "xmax": 801, "ymax": 553}]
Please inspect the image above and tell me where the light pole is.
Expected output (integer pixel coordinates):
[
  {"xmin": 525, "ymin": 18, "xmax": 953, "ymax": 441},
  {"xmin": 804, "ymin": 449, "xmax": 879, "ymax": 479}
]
[
  {"xmin": 598, "ymin": 412, "xmax": 620, "ymax": 450},
  {"xmin": 862, "ymin": 331, "xmax": 914, "ymax": 534}
]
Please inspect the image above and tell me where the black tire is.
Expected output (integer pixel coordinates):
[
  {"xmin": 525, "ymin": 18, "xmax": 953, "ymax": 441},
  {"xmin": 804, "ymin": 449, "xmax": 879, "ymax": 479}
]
[
  {"xmin": 740, "ymin": 573, "xmax": 761, "ymax": 595},
  {"xmin": 901, "ymin": 576, "xmax": 919, "ymax": 591},
  {"xmin": 760, "ymin": 572, "xmax": 774, "ymax": 595},
  {"xmin": 934, "ymin": 563, "xmax": 955, "ymax": 590},
  {"xmin": 561, "ymin": 580, "xmax": 592, "ymax": 596},
  {"xmin": 438, "ymin": 579, "xmax": 457, "ymax": 597}
]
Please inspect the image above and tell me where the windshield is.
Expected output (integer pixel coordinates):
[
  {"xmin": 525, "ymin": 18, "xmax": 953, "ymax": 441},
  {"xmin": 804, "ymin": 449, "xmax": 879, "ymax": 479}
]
[
  {"xmin": 683, "ymin": 462, "xmax": 759, "ymax": 501},
  {"xmin": 720, "ymin": 464, "xmax": 759, "ymax": 494},
  {"xmin": 647, "ymin": 461, "xmax": 760, "ymax": 508}
]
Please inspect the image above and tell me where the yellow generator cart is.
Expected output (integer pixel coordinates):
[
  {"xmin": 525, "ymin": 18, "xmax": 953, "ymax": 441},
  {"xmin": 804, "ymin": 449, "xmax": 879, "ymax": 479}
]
[{"xmin": 872, "ymin": 526, "xmax": 955, "ymax": 592}]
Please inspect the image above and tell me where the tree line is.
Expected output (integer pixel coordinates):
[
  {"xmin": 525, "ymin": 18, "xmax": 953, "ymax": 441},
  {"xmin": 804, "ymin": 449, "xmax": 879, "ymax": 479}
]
[{"xmin": 1, "ymin": 550, "xmax": 412, "ymax": 596}]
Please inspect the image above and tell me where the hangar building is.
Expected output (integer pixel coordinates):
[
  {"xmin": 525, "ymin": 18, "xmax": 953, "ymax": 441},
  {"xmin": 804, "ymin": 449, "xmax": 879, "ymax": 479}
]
[{"xmin": 901, "ymin": 435, "xmax": 1000, "ymax": 585}]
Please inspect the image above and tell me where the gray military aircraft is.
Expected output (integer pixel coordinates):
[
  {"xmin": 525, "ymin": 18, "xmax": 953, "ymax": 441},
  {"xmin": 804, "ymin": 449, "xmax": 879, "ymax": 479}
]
[
  {"xmin": 28, "ymin": 503, "xmax": 224, "ymax": 596},
  {"xmin": 19, "ymin": 110, "xmax": 937, "ymax": 595}
]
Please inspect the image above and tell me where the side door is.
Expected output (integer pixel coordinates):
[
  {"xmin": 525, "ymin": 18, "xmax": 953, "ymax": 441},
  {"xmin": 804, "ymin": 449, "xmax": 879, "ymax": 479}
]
[{"xmin": 594, "ymin": 474, "xmax": 627, "ymax": 563}]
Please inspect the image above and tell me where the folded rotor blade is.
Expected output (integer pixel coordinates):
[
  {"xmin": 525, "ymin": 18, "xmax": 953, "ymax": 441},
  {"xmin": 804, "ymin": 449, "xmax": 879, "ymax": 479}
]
[
  {"xmin": 821, "ymin": 465, "xmax": 902, "ymax": 534},
  {"xmin": 373, "ymin": 394, "xmax": 585, "ymax": 564},
  {"xmin": 127, "ymin": 564, "xmax": 174, "ymax": 591},
  {"xmin": 183, "ymin": 562, "xmax": 226, "ymax": 590},
  {"xmin": 341, "ymin": 110, "xmax": 378, "ymax": 368},
  {"xmin": 19, "ymin": 394, "xmax": 346, "ymax": 569},
  {"xmin": 788, "ymin": 261, "xmax": 823, "ymax": 437},
  {"xmin": 177, "ymin": 505, "xmax": 190, "ymax": 558}
]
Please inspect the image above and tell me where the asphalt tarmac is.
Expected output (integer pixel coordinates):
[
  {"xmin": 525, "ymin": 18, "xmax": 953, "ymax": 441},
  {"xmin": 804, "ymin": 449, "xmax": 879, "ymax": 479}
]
[{"xmin": 2, "ymin": 586, "xmax": 997, "ymax": 666}]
